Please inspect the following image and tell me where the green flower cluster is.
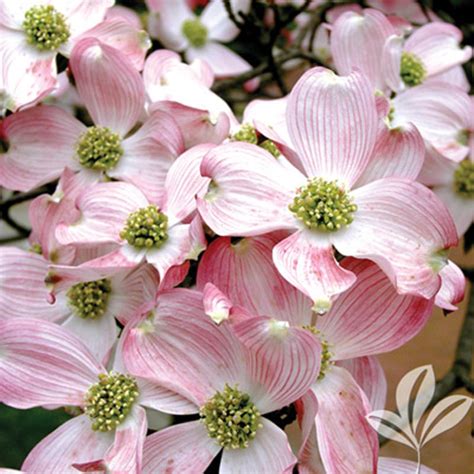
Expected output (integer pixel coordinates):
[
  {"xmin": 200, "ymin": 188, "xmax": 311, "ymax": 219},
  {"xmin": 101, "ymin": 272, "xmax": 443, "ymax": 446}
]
[
  {"xmin": 400, "ymin": 52, "xmax": 426, "ymax": 87},
  {"xmin": 67, "ymin": 279, "xmax": 112, "ymax": 320},
  {"xmin": 76, "ymin": 126, "xmax": 123, "ymax": 171},
  {"xmin": 290, "ymin": 178, "xmax": 357, "ymax": 232},
  {"xmin": 200, "ymin": 384, "xmax": 262, "ymax": 449},
  {"xmin": 120, "ymin": 205, "xmax": 169, "ymax": 249},
  {"xmin": 23, "ymin": 5, "xmax": 70, "ymax": 52},
  {"xmin": 85, "ymin": 373, "xmax": 139, "ymax": 432}
]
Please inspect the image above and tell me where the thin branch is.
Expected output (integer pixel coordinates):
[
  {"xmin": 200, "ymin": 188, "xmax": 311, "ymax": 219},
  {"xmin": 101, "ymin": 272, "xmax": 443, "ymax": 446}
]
[
  {"xmin": 1, "ymin": 213, "xmax": 30, "ymax": 235},
  {"xmin": 223, "ymin": 0, "xmax": 246, "ymax": 28},
  {"xmin": 0, "ymin": 188, "xmax": 50, "ymax": 241},
  {"xmin": 212, "ymin": 49, "xmax": 322, "ymax": 92},
  {"xmin": 215, "ymin": 0, "xmax": 346, "ymax": 95},
  {"xmin": 266, "ymin": 5, "xmax": 288, "ymax": 95},
  {"xmin": 0, "ymin": 235, "xmax": 30, "ymax": 245},
  {"xmin": 296, "ymin": 0, "xmax": 334, "ymax": 51},
  {"xmin": 0, "ymin": 187, "xmax": 48, "ymax": 212}
]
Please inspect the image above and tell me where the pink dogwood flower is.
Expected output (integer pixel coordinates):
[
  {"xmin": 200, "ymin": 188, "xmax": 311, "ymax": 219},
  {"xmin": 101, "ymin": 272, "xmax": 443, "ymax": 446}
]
[
  {"xmin": 330, "ymin": 9, "xmax": 472, "ymax": 162},
  {"xmin": 331, "ymin": 9, "xmax": 471, "ymax": 93},
  {"xmin": 198, "ymin": 67, "xmax": 457, "ymax": 311},
  {"xmin": 197, "ymin": 234, "xmax": 433, "ymax": 473},
  {"xmin": 120, "ymin": 287, "xmax": 321, "ymax": 473},
  {"xmin": 384, "ymin": 22, "xmax": 472, "ymax": 92},
  {"xmin": 0, "ymin": 180, "xmax": 160, "ymax": 363},
  {"xmin": 0, "ymin": 319, "xmax": 185, "ymax": 473},
  {"xmin": 0, "ymin": 249, "xmax": 158, "ymax": 363},
  {"xmin": 195, "ymin": 233, "xmax": 434, "ymax": 473},
  {"xmin": 390, "ymin": 82, "xmax": 472, "ymax": 163},
  {"xmin": 0, "ymin": 0, "xmax": 150, "ymax": 112},
  {"xmin": 0, "ymin": 38, "xmax": 184, "ymax": 202},
  {"xmin": 56, "ymin": 145, "xmax": 211, "ymax": 281},
  {"xmin": 148, "ymin": 0, "xmax": 252, "ymax": 78},
  {"xmin": 418, "ymin": 147, "xmax": 473, "ymax": 236},
  {"xmin": 144, "ymin": 50, "xmax": 238, "ymax": 147}
]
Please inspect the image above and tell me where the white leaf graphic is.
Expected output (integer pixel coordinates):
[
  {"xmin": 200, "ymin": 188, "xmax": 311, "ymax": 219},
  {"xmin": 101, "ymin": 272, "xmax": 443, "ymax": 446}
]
[
  {"xmin": 395, "ymin": 365, "xmax": 434, "ymax": 434},
  {"xmin": 366, "ymin": 410, "xmax": 418, "ymax": 449},
  {"xmin": 411, "ymin": 367, "xmax": 435, "ymax": 433},
  {"xmin": 420, "ymin": 395, "xmax": 473, "ymax": 447}
]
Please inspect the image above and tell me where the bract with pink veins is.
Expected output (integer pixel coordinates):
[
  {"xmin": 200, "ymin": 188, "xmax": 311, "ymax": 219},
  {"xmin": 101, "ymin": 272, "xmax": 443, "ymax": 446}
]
[
  {"xmin": 121, "ymin": 288, "xmax": 321, "ymax": 473},
  {"xmin": 0, "ymin": 0, "xmax": 149, "ymax": 111},
  {"xmin": 0, "ymin": 38, "xmax": 184, "ymax": 202}
]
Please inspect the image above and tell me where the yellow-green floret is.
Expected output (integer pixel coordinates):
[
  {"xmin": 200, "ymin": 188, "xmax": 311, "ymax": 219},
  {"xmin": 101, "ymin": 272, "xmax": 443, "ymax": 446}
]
[
  {"xmin": 200, "ymin": 384, "xmax": 262, "ymax": 449},
  {"xmin": 66, "ymin": 279, "xmax": 112, "ymax": 320},
  {"xmin": 290, "ymin": 178, "xmax": 357, "ymax": 232},
  {"xmin": 23, "ymin": 5, "xmax": 70, "ymax": 51},
  {"xmin": 120, "ymin": 205, "xmax": 169, "ymax": 249},
  {"xmin": 76, "ymin": 126, "xmax": 123, "ymax": 171},
  {"xmin": 400, "ymin": 52, "xmax": 426, "ymax": 87},
  {"xmin": 85, "ymin": 373, "xmax": 139, "ymax": 432}
]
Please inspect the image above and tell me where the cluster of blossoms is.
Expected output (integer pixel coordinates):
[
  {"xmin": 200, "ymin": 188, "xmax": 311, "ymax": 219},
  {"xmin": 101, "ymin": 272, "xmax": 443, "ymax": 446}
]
[{"xmin": 0, "ymin": 0, "xmax": 472, "ymax": 472}]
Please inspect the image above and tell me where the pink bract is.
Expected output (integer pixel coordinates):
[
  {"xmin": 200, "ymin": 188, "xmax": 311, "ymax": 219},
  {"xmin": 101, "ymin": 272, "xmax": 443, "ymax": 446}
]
[
  {"xmin": 0, "ymin": 38, "xmax": 184, "ymax": 200},
  {"xmin": 0, "ymin": 0, "xmax": 149, "ymax": 111},
  {"xmin": 121, "ymin": 288, "xmax": 321, "ymax": 473},
  {"xmin": 144, "ymin": 50, "xmax": 237, "ymax": 147},
  {"xmin": 147, "ymin": 0, "xmax": 252, "ymax": 78},
  {"xmin": 196, "ymin": 234, "xmax": 435, "ymax": 473},
  {"xmin": 0, "ymin": 319, "xmax": 179, "ymax": 473},
  {"xmin": 56, "ymin": 144, "xmax": 211, "ymax": 282}
]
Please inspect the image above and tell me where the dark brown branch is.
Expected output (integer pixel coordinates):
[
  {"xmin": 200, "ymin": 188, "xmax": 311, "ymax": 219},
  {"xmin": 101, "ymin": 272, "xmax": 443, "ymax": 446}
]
[
  {"xmin": 223, "ymin": 0, "xmax": 246, "ymax": 28},
  {"xmin": 0, "ymin": 235, "xmax": 30, "ymax": 245},
  {"xmin": 0, "ymin": 187, "xmax": 48, "ymax": 212},
  {"xmin": 216, "ymin": 0, "xmax": 351, "ymax": 95},
  {"xmin": 0, "ymin": 188, "xmax": 50, "ymax": 241},
  {"xmin": 212, "ymin": 49, "xmax": 322, "ymax": 93},
  {"xmin": 2, "ymin": 212, "xmax": 30, "ymax": 235}
]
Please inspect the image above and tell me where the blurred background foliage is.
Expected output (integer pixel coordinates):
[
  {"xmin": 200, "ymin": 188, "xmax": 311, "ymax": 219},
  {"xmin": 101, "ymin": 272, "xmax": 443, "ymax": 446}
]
[
  {"xmin": 0, "ymin": 0, "xmax": 472, "ymax": 469},
  {"xmin": 0, "ymin": 406, "xmax": 70, "ymax": 467}
]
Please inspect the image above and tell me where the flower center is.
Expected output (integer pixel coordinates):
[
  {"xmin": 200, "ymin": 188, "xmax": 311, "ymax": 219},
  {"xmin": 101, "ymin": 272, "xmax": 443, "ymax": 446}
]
[
  {"xmin": 120, "ymin": 205, "xmax": 169, "ymax": 249},
  {"xmin": 231, "ymin": 124, "xmax": 281, "ymax": 158},
  {"xmin": 76, "ymin": 126, "xmax": 123, "ymax": 171},
  {"xmin": 200, "ymin": 384, "xmax": 262, "ymax": 449},
  {"xmin": 260, "ymin": 139, "xmax": 281, "ymax": 158},
  {"xmin": 66, "ymin": 279, "xmax": 112, "ymax": 320},
  {"xmin": 302, "ymin": 326, "xmax": 333, "ymax": 380},
  {"xmin": 289, "ymin": 178, "xmax": 357, "ymax": 232},
  {"xmin": 400, "ymin": 52, "xmax": 426, "ymax": 87},
  {"xmin": 85, "ymin": 373, "xmax": 139, "ymax": 432},
  {"xmin": 30, "ymin": 243, "xmax": 43, "ymax": 255},
  {"xmin": 22, "ymin": 5, "xmax": 70, "ymax": 52},
  {"xmin": 453, "ymin": 159, "xmax": 474, "ymax": 198},
  {"xmin": 232, "ymin": 124, "xmax": 258, "ymax": 145},
  {"xmin": 457, "ymin": 129, "xmax": 469, "ymax": 146},
  {"xmin": 182, "ymin": 18, "xmax": 208, "ymax": 48}
]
